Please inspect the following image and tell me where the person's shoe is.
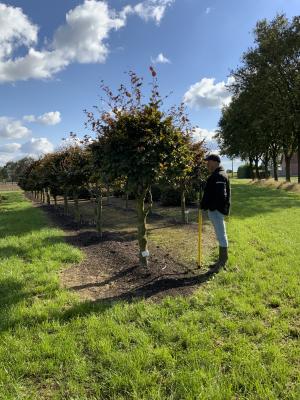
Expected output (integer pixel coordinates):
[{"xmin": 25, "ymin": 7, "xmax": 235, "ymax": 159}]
[
  {"xmin": 218, "ymin": 246, "xmax": 228, "ymax": 267},
  {"xmin": 209, "ymin": 247, "xmax": 228, "ymax": 271}
]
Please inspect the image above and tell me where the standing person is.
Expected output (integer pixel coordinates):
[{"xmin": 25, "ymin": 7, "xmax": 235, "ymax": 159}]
[{"xmin": 200, "ymin": 154, "xmax": 231, "ymax": 269}]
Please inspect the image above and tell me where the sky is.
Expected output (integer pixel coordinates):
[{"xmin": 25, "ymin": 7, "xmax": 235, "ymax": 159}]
[{"xmin": 0, "ymin": 0, "xmax": 299, "ymax": 171}]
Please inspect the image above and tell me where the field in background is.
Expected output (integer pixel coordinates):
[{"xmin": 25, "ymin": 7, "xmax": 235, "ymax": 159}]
[
  {"xmin": 250, "ymin": 178, "xmax": 300, "ymax": 193},
  {"xmin": 0, "ymin": 183, "xmax": 20, "ymax": 192}
]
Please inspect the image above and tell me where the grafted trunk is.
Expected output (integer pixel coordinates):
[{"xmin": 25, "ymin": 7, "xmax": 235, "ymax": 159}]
[
  {"xmin": 63, "ymin": 192, "xmax": 69, "ymax": 214},
  {"xmin": 147, "ymin": 188, "xmax": 153, "ymax": 215},
  {"xmin": 96, "ymin": 192, "xmax": 103, "ymax": 238},
  {"xmin": 181, "ymin": 189, "xmax": 187, "ymax": 224},
  {"xmin": 125, "ymin": 192, "xmax": 129, "ymax": 210},
  {"xmin": 45, "ymin": 187, "xmax": 51, "ymax": 205},
  {"xmin": 136, "ymin": 190, "xmax": 152, "ymax": 267},
  {"xmin": 106, "ymin": 185, "xmax": 110, "ymax": 205},
  {"xmin": 73, "ymin": 190, "xmax": 80, "ymax": 223}
]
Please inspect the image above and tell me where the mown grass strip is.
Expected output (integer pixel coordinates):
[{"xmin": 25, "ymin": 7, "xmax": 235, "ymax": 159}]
[{"xmin": 0, "ymin": 187, "xmax": 299, "ymax": 399}]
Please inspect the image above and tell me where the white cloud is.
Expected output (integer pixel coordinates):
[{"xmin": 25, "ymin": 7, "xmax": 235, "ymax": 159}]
[
  {"xmin": 0, "ymin": 47, "xmax": 70, "ymax": 82},
  {"xmin": 0, "ymin": 117, "xmax": 31, "ymax": 139},
  {"xmin": 37, "ymin": 111, "xmax": 61, "ymax": 125},
  {"xmin": 21, "ymin": 137, "xmax": 54, "ymax": 156},
  {"xmin": 123, "ymin": 0, "xmax": 174, "ymax": 24},
  {"xmin": 52, "ymin": 1, "xmax": 125, "ymax": 64},
  {"xmin": 0, "ymin": 0, "xmax": 174, "ymax": 83},
  {"xmin": 23, "ymin": 111, "xmax": 61, "ymax": 125},
  {"xmin": 184, "ymin": 76, "xmax": 234, "ymax": 109},
  {"xmin": 0, "ymin": 1, "xmax": 125, "ymax": 83},
  {"xmin": 151, "ymin": 52, "xmax": 170, "ymax": 64},
  {"xmin": 0, "ymin": 137, "xmax": 54, "ymax": 165},
  {"xmin": 205, "ymin": 7, "xmax": 211, "ymax": 14},
  {"xmin": 193, "ymin": 127, "xmax": 216, "ymax": 142},
  {"xmin": 0, "ymin": 143, "xmax": 21, "ymax": 153},
  {"xmin": 0, "ymin": 153, "xmax": 16, "ymax": 166},
  {"xmin": 192, "ymin": 127, "xmax": 219, "ymax": 152},
  {"xmin": 0, "ymin": 3, "xmax": 38, "ymax": 60}
]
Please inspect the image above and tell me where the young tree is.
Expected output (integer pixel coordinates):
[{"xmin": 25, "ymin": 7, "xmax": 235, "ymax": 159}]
[
  {"xmin": 59, "ymin": 146, "xmax": 91, "ymax": 223},
  {"xmin": 86, "ymin": 141, "xmax": 108, "ymax": 237},
  {"xmin": 86, "ymin": 69, "xmax": 195, "ymax": 266}
]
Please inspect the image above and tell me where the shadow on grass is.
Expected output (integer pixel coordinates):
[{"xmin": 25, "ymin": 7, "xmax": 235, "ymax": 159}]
[
  {"xmin": 68, "ymin": 267, "xmax": 217, "ymax": 300},
  {"xmin": 34, "ymin": 268, "xmax": 219, "ymax": 333},
  {"xmin": 0, "ymin": 266, "xmax": 220, "ymax": 333}
]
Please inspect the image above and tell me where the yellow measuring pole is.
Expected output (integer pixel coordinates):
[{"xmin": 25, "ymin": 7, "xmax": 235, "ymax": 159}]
[{"xmin": 198, "ymin": 207, "xmax": 202, "ymax": 267}]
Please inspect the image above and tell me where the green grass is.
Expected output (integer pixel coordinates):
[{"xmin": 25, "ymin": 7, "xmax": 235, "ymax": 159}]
[{"xmin": 0, "ymin": 186, "xmax": 299, "ymax": 399}]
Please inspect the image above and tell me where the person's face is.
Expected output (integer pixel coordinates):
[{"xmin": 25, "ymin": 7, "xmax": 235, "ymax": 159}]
[{"xmin": 206, "ymin": 160, "xmax": 219, "ymax": 173}]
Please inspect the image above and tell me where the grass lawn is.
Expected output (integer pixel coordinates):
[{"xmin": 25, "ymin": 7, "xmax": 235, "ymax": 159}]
[{"xmin": 0, "ymin": 183, "xmax": 299, "ymax": 399}]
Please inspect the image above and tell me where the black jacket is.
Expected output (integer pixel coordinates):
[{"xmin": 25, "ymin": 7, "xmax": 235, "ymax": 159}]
[{"xmin": 200, "ymin": 166, "xmax": 231, "ymax": 215}]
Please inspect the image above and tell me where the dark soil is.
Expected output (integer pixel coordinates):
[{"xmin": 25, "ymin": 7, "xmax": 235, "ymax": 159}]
[{"xmin": 35, "ymin": 201, "xmax": 219, "ymax": 303}]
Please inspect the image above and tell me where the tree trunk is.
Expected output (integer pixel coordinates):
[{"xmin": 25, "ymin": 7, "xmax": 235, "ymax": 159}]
[
  {"xmin": 272, "ymin": 153, "xmax": 278, "ymax": 181},
  {"xmin": 90, "ymin": 195, "xmax": 95, "ymax": 216},
  {"xmin": 63, "ymin": 192, "xmax": 69, "ymax": 215},
  {"xmin": 264, "ymin": 163, "xmax": 269, "ymax": 179},
  {"xmin": 125, "ymin": 192, "xmax": 129, "ymax": 210},
  {"xmin": 249, "ymin": 157, "xmax": 255, "ymax": 180},
  {"xmin": 147, "ymin": 188, "xmax": 153, "ymax": 215},
  {"xmin": 136, "ymin": 194, "xmax": 149, "ymax": 267},
  {"xmin": 73, "ymin": 191, "xmax": 80, "ymax": 223},
  {"xmin": 106, "ymin": 185, "xmax": 110, "ymax": 205},
  {"xmin": 284, "ymin": 153, "xmax": 291, "ymax": 182},
  {"xmin": 45, "ymin": 188, "xmax": 51, "ymax": 205},
  {"xmin": 254, "ymin": 158, "xmax": 260, "ymax": 180},
  {"xmin": 96, "ymin": 192, "xmax": 103, "ymax": 238},
  {"xmin": 53, "ymin": 195, "xmax": 57, "ymax": 207},
  {"xmin": 181, "ymin": 189, "xmax": 187, "ymax": 224},
  {"xmin": 263, "ymin": 156, "xmax": 270, "ymax": 179}
]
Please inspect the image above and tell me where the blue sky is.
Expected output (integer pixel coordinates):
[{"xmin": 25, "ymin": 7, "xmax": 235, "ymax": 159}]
[{"xmin": 0, "ymin": 0, "xmax": 299, "ymax": 170}]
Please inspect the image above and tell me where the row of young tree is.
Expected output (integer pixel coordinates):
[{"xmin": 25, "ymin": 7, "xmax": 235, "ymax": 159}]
[
  {"xmin": 216, "ymin": 14, "xmax": 300, "ymax": 182},
  {"xmin": 18, "ymin": 70, "xmax": 207, "ymax": 267}
]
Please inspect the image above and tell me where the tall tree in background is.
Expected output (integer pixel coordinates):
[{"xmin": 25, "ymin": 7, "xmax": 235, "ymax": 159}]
[{"xmin": 219, "ymin": 14, "xmax": 300, "ymax": 182}]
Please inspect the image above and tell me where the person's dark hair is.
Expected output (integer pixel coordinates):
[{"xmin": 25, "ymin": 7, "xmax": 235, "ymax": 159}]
[{"xmin": 204, "ymin": 154, "xmax": 221, "ymax": 163}]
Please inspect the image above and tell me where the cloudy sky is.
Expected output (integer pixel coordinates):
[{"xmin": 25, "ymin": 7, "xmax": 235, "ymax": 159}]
[{"xmin": 0, "ymin": 0, "xmax": 298, "ymax": 170}]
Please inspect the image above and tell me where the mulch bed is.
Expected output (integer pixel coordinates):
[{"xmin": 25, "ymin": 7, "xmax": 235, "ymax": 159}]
[{"xmin": 34, "ymin": 200, "xmax": 218, "ymax": 303}]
